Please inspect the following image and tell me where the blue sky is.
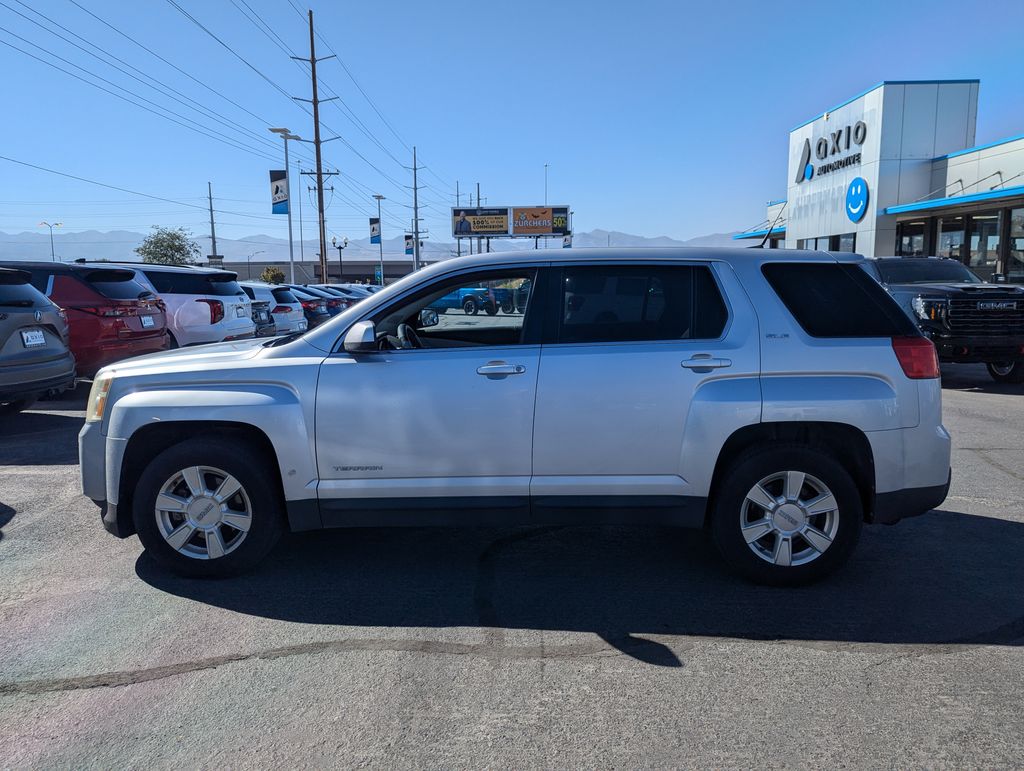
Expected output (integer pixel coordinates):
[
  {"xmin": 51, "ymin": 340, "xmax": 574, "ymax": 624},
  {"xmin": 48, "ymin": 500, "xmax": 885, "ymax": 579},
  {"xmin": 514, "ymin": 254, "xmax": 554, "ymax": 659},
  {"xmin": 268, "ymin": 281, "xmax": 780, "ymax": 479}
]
[{"xmin": 2, "ymin": 0, "xmax": 1023, "ymax": 247}]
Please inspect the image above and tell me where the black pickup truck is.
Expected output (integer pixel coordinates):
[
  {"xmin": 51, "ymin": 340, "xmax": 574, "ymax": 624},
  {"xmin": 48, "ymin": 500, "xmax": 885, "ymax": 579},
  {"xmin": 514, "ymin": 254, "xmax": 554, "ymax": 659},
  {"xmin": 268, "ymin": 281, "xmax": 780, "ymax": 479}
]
[{"xmin": 863, "ymin": 257, "xmax": 1024, "ymax": 383}]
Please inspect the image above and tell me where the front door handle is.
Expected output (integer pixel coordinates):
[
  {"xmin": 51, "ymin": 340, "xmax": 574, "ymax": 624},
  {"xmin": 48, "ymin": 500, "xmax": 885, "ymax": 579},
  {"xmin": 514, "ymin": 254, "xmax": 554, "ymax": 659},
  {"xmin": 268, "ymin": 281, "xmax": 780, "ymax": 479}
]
[
  {"xmin": 681, "ymin": 355, "xmax": 732, "ymax": 371},
  {"xmin": 477, "ymin": 361, "xmax": 526, "ymax": 378}
]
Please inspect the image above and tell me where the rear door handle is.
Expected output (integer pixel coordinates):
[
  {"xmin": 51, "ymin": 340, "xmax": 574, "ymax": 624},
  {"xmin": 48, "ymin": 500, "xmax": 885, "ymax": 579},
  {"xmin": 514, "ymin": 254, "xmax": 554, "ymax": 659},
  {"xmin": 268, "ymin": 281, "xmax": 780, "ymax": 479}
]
[
  {"xmin": 476, "ymin": 362, "xmax": 526, "ymax": 377},
  {"xmin": 681, "ymin": 356, "xmax": 732, "ymax": 370}
]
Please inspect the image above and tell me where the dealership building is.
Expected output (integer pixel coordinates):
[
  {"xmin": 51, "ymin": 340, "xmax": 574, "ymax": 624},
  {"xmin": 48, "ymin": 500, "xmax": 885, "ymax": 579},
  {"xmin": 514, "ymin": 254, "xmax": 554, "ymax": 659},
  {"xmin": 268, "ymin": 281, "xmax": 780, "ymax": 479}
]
[{"xmin": 735, "ymin": 79, "xmax": 1024, "ymax": 282}]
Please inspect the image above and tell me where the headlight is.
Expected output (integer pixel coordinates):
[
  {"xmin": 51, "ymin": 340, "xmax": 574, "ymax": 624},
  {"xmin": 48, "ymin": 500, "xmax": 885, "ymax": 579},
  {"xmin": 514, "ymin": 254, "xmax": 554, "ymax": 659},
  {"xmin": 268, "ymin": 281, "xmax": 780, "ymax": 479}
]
[
  {"xmin": 85, "ymin": 371, "xmax": 114, "ymax": 423},
  {"xmin": 912, "ymin": 296, "xmax": 948, "ymax": 323}
]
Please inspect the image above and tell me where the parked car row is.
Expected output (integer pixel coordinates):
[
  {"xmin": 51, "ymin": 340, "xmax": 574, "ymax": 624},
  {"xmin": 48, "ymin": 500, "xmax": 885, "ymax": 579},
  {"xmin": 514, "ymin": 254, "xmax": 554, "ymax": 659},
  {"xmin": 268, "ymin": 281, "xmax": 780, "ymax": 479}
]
[{"xmin": 0, "ymin": 256, "xmax": 379, "ymax": 415}]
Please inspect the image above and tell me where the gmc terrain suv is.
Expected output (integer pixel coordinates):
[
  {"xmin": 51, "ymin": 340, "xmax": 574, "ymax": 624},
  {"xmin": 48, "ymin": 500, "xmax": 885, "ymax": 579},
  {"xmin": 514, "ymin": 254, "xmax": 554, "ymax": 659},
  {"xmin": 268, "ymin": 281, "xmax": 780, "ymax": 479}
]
[
  {"xmin": 863, "ymin": 257, "xmax": 1024, "ymax": 383},
  {"xmin": 79, "ymin": 249, "xmax": 952, "ymax": 585}
]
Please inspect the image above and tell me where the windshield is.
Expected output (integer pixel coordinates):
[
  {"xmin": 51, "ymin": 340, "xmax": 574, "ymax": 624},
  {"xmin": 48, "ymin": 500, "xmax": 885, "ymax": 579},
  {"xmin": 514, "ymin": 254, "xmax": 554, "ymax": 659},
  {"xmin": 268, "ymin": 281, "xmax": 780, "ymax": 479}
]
[{"xmin": 875, "ymin": 260, "xmax": 983, "ymax": 284}]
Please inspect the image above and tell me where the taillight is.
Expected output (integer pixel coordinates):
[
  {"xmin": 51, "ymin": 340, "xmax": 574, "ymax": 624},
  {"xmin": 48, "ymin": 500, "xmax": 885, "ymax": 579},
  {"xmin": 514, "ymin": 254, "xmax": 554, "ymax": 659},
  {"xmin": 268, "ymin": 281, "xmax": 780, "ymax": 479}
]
[
  {"xmin": 892, "ymin": 336, "xmax": 940, "ymax": 379},
  {"xmin": 196, "ymin": 298, "xmax": 225, "ymax": 324},
  {"xmin": 327, "ymin": 299, "xmax": 341, "ymax": 309},
  {"xmin": 301, "ymin": 300, "xmax": 317, "ymax": 310},
  {"xmin": 56, "ymin": 306, "xmax": 68, "ymax": 325},
  {"xmin": 271, "ymin": 305, "xmax": 291, "ymax": 314}
]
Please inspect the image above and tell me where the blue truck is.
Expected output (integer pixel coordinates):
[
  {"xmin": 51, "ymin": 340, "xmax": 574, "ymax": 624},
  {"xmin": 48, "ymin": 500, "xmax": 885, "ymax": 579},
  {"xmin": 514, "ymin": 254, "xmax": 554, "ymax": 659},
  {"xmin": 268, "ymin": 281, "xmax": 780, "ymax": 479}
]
[{"xmin": 429, "ymin": 286, "xmax": 516, "ymax": 316}]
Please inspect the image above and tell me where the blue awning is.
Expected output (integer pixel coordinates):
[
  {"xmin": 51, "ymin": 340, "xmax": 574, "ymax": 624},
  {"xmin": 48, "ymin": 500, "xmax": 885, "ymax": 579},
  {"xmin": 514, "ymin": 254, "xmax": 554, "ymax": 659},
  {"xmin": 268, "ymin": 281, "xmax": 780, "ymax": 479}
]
[
  {"xmin": 885, "ymin": 184, "xmax": 1024, "ymax": 215},
  {"xmin": 733, "ymin": 227, "xmax": 786, "ymax": 240}
]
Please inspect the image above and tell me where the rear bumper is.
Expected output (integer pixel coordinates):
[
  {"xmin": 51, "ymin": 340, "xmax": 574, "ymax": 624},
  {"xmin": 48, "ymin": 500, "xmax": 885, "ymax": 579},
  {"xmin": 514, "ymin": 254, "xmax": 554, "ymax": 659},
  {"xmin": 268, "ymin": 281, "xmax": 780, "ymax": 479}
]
[
  {"xmin": 0, "ymin": 352, "xmax": 76, "ymax": 400},
  {"xmin": 73, "ymin": 335, "xmax": 170, "ymax": 377},
  {"xmin": 872, "ymin": 470, "xmax": 951, "ymax": 525}
]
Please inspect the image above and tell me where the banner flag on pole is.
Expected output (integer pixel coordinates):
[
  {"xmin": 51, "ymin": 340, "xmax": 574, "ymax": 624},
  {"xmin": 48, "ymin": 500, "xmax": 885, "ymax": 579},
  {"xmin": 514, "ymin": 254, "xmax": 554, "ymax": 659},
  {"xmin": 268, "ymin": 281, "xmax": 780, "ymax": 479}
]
[
  {"xmin": 270, "ymin": 170, "xmax": 289, "ymax": 215},
  {"xmin": 562, "ymin": 233, "xmax": 572, "ymax": 248},
  {"xmin": 369, "ymin": 217, "xmax": 381, "ymax": 245},
  {"xmin": 404, "ymin": 234, "xmax": 414, "ymax": 255}
]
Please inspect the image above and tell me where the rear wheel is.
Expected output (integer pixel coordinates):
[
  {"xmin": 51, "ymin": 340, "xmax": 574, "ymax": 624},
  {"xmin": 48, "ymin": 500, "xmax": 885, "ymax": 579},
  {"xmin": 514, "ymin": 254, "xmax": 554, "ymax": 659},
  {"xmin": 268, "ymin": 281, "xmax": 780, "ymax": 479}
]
[
  {"xmin": 484, "ymin": 302, "xmax": 498, "ymax": 316},
  {"xmin": 500, "ymin": 298, "xmax": 514, "ymax": 313},
  {"xmin": 986, "ymin": 362, "xmax": 1024, "ymax": 383},
  {"xmin": 132, "ymin": 437, "xmax": 284, "ymax": 577},
  {"xmin": 710, "ymin": 444, "xmax": 862, "ymax": 586},
  {"xmin": 463, "ymin": 298, "xmax": 478, "ymax": 315}
]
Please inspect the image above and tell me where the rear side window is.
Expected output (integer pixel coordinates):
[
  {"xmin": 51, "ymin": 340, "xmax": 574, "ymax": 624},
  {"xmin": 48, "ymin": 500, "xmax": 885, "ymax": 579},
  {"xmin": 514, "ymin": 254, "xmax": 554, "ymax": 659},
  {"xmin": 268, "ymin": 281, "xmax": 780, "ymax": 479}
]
[
  {"xmin": 79, "ymin": 269, "xmax": 154, "ymax": 300},
  {"xmin": 271, "ymin": 287, "xmax": 298, "ymax": 304},
  {"xmin": 762, "ymin": 262, "xmax": 918, "ymax": 337},
  {"xmin": 558, "ymin": 264, "xmax": 728, "ymax": 344},
  {"xmin": 143, "ymin": 270, "xmax": 245, "ymax": 297},
  {"xmin": 242, "ymin": 286, "xmax": 256, "ymax": 300}
]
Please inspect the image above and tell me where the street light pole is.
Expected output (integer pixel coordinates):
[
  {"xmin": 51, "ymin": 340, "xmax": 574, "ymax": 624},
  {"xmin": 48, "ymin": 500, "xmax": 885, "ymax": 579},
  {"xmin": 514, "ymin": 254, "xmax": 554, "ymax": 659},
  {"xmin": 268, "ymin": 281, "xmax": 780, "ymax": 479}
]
[
  {"xmin": 246, "ymin": 250, "xmax": 264, "ymax": 280},
  {"xmin": 544, "ymin": 163, "xmax": 549, "ymax": 206},
  {"xmin": 373, "ymin": 194, "xmax": 385, "ymax": 285},
  {"xmin": 39, "ymin": 221, "xmax": 62, "ymax": 262},
  {"xmin": 332, "ymin": 237, "xmax": 347, "ymax": 282},
  {"xmin": 269, "ymin": 128, "xmax": 302, "ymax": 284}
]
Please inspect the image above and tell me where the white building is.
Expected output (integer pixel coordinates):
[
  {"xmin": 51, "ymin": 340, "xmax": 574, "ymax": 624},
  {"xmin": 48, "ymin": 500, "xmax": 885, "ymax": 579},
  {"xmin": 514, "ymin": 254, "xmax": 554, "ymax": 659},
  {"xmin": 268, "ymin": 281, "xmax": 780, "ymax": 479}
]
[{"xmin": 735, "ymin": 80, "xmax": 1024, "ymax": 282}]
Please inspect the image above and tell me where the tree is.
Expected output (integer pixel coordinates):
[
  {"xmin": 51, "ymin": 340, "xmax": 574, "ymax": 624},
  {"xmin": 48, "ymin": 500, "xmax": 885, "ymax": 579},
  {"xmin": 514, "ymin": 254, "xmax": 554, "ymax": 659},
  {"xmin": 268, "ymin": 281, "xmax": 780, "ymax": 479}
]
[
  {"xmin": 259, "ymin": 265, "xmax": 285, "ymax": 284},
  {"xmin": 135, "ymin": 226, "xmax": 201, "ymax": 265}
]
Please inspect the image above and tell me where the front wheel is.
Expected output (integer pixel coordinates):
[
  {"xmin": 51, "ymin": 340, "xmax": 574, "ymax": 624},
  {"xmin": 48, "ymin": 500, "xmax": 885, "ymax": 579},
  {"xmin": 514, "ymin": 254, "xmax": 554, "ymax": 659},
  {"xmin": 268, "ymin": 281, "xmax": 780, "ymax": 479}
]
[
  {"xmin": 710, "ymin": 444, "xmax": 862, "ymax": 586},
  {"xmin": 986, "ymin": 361, "xmax": 1024, "ymax": 383},
  {"xmin": 132, "ymin": 437, "xmax": 284, "ymax": 577},
  {"xmin": 463, "ymin": 298, "xmax": 478, "ymax": 315}
]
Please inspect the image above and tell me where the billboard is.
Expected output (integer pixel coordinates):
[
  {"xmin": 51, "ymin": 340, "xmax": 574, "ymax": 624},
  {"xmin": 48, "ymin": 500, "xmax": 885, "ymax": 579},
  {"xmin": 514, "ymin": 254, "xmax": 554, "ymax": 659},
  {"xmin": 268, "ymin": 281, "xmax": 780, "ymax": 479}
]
[
  {"xmin": 269, "ymin": 170, "xmax": 289, "ymax": 214},
  {"xmin": 451, "ymin": 207, "xmax": 510, "ymax": 238},
  {"xmin": 511, "ymin": 206, "xmax": 569, "ymax": 236}
]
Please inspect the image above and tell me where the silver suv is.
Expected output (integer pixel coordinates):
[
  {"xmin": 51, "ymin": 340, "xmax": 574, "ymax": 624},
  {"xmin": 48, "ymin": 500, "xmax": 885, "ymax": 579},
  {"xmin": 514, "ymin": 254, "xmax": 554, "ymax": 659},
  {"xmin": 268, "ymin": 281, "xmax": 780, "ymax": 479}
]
[{"xmin": 79, "ymin": 249, "xmax": 952, "ymax": 584}]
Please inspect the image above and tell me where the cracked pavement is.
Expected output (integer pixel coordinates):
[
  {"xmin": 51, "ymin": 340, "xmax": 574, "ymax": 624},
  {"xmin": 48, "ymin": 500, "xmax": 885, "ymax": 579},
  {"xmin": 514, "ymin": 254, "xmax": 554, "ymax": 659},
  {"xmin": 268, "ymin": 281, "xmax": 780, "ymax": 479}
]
[{"xmin": 1, "ymin": 364, "xmax": 1023, "ymax": 767}]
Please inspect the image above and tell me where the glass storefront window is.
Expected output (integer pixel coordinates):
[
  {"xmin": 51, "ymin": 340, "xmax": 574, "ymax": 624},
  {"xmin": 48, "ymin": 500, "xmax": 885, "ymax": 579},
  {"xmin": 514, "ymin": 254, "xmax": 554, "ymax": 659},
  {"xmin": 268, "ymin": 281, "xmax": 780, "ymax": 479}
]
[
  {"xmin": 937, "ymin": 216, "xmax": 965, "ymax": 260},
  {"xmin": 1008, "ymin": 208, "xmax": 1024, "ymax": 283},
  {"xmin": 836, "ymin": 233, "xmax": 856, "ymax": 253},
  {"xmin": 896, "ymin": 221, "xmax": 926, "ymax": 256},
  {"xmin": 968, "ymin": 212, "xmax": 1001, "ymax": 280}
]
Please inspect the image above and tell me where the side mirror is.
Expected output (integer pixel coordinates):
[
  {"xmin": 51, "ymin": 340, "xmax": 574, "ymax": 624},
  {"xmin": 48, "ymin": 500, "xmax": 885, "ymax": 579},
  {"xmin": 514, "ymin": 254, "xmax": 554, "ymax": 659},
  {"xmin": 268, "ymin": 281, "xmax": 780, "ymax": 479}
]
[
  {"xmin": 343, "ymin": 320, "xmax": 377, "ymax": 353},
  {"xmin": 418, "ymin": 308, "xmax": 439, "ymax": 328}
]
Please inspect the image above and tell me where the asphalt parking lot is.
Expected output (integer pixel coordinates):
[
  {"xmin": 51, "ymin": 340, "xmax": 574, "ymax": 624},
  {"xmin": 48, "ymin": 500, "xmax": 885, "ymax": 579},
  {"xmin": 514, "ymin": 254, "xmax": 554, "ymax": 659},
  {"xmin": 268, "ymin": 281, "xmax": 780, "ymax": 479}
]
[{"xmin": 2, "ymin": 366, "xmax": 1023, "ymax": 767}]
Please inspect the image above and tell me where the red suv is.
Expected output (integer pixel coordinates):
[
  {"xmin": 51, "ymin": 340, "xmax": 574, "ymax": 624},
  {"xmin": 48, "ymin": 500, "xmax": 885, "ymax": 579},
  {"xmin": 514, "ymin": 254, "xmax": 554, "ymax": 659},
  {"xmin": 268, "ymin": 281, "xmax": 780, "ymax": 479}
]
[{"xmin": 3, "ymin": 262, "xmax": 170, "ymax": 377}]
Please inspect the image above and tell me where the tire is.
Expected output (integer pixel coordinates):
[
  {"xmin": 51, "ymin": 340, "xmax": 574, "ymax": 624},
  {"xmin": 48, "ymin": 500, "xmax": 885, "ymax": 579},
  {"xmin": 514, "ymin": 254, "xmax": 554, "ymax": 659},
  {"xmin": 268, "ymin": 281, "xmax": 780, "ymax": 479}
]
[
  {"xmin": 463, "ymin": 298, "xmax": 478, "ymax": 315},
  {"xmin": 710, "ymin": 444, "xmax": 862, "ymax": 586},
  {"xmin": 132, "ymin": 437, "xmax": 285, "ymax": 578},
  {"xmin": 500, "ymin": 298, "xmax": 514, "ymax": 314},
  {"xmin": 986, "ymin": 362, "xmax": 1024, "ymax": 383},
  {"xmin": 168, "ymin": 332, "xmax": 180, "ymax": 350},
  {"xmin": 484, "ymin": 302, "xmax": 498, "ymax": 316},
  {"xmin": 0, "ymin": 397, "xmax": 34, "ymax": 416}
]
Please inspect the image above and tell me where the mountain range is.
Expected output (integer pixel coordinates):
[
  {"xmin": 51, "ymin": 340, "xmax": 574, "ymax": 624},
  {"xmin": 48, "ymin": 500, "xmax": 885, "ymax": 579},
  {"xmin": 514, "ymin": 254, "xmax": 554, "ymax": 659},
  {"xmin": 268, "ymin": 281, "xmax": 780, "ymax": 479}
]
[{"xmin": 0, "ymin": 228, "xmax": 741, "ymax": 263}]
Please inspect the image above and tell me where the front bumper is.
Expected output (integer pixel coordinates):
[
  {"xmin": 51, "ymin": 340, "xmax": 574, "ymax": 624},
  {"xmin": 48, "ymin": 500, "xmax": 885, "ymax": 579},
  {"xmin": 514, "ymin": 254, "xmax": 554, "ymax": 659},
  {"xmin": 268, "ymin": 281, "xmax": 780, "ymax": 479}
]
[
  {"xmin": 873, "ymin": 470, "xmax": 951, "ymax": 525},
  {"xmin": 926, "ymin": 332, "xmax": 1024, "ymax": 363}
]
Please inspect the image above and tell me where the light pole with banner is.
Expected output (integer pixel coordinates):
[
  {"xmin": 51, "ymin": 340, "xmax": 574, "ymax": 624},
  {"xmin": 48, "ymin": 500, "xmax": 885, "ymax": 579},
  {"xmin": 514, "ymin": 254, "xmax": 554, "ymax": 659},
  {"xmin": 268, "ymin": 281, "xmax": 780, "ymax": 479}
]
[
  {"xmin": 372, "ymin": 194, "xmax": 385, "ymax": 285},
  {"xmin": 269, "ymin": 128, "xmax": 301, "ymax": 283}
]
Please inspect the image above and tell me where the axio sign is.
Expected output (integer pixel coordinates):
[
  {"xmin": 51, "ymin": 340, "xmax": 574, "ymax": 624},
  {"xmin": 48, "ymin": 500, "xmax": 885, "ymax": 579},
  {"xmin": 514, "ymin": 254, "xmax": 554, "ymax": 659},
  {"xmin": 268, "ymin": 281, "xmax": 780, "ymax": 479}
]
[{"xmin": 795, "ymin": 119, "xmax": 868, "ymax": 183}]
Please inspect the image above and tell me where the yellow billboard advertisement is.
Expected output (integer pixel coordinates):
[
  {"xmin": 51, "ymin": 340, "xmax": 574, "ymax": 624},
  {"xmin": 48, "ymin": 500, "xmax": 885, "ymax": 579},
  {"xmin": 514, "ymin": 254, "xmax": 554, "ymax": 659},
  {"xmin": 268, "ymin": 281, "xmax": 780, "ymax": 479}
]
[{"xmin": 511, "ymin": 207, "xmax": 570, "ymax": 236}]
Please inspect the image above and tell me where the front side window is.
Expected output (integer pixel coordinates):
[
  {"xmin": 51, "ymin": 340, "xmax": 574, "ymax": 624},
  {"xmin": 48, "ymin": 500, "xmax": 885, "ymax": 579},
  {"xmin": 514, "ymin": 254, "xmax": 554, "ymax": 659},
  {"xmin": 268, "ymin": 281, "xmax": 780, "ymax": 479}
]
[
  {"xmin": 373, "ymin": 270, "xmax": 536, "ymax": 349},
  {"xmin": 557, "ymin": 264, "xmax": 727, "ymax": 344}
]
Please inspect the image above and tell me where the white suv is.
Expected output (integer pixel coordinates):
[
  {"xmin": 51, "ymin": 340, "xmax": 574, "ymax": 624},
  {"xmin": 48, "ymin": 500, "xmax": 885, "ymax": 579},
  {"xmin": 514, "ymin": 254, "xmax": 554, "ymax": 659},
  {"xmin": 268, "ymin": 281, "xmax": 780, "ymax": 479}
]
[
  {"xmin": 80, "ymin": 248, "xmax": 952, "ymax": 584},
  {"xmin": 130, "ymin": 265, "xmax": 254, "ymax": 347},
  {"xmin": 240, "ymin": 282, "xmax": 307, "ymax": 334}
]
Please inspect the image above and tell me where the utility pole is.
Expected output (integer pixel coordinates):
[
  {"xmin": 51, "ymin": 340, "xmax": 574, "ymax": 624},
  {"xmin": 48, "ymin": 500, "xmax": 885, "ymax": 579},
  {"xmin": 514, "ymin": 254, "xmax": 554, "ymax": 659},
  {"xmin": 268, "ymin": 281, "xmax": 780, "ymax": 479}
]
[
  {"xmin": 293, "ymin": 10, "xmax": 336, "ymax": 283},
  {"xmin": 373, "ymin": 194, "xmax": 385, "ymax": 284},
  {"xmin": 544, "ymin": 163, "xmax": 549, "ymax": 205},
  {"xmin": 476, "ymin": 182, "xmax": 482, "ymax": 257},
  {"xmin": 455, "ymin": 181, "xmax": 460, "ymax": 257},
  {"xmin": 412, "ymin": 146, "xmax": 421, "ymax": 271},
  {"xmin": 207, "ymin": 182, "xmax": 220, "ymax": 261}
]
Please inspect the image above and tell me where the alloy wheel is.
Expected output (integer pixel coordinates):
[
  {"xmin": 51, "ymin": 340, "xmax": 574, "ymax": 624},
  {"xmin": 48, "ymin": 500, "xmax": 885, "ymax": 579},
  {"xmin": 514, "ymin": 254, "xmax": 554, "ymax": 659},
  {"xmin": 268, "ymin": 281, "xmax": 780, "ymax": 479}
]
[
  {"xmin": 739, "ymin": 470, "xmax": 840, "ymax": 567},
  {"xmin": 154, "ymin": 465, "xmax": 252, "ymax": 560}
]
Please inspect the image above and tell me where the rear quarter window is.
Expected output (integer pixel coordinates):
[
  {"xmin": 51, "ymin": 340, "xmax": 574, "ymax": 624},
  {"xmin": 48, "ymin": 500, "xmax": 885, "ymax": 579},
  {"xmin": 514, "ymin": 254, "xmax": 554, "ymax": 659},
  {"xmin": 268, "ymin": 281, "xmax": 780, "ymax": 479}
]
[
  {"xmin": 762, "ymin": 262, "xmax": 918, "ymax": 337},
  {"xmin": 0, "ymin": 273, "xmax": 46, "ymax": 306}
]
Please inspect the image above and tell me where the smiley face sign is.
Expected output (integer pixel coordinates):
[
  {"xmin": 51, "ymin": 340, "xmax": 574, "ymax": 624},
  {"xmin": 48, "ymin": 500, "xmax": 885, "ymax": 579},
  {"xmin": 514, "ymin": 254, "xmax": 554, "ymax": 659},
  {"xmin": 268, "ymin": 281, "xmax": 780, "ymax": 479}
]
[{"xmin": 845, "ymin": 177, "xmax": 869, "ymax": 223}]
